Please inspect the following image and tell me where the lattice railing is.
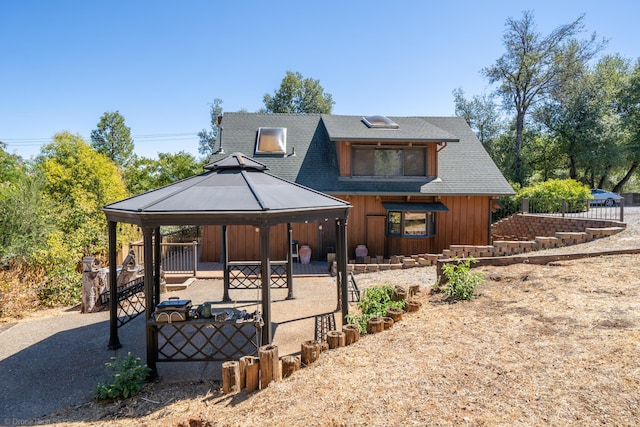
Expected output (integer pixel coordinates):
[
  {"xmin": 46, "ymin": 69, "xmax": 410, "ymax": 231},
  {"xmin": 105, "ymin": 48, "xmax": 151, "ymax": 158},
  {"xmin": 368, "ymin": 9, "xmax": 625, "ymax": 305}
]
[
  {"xmin": 100, "ymin": 276, "xmax": 146, "ymax": 328},
  {"xmin": 227, "ymin": 261, "xmax": 288, "ymax": 290},
  {"xmin": 154, "ymin": 319, "xmax": 261, "ymax": 361}
]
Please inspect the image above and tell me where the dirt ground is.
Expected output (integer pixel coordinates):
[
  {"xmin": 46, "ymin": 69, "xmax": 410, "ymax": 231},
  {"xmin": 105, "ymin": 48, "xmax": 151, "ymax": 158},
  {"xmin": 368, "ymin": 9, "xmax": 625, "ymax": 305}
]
[{"xmin": 35, "ymin": 251, "xmax": 640, "ymax": 426}]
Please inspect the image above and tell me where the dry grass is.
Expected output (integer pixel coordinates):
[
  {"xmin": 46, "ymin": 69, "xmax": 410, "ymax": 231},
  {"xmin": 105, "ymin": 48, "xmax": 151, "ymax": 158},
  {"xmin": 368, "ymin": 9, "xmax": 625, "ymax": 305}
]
[{"xmin": 38, "ymin": 254, "xmax": 640, "ymax": 426}]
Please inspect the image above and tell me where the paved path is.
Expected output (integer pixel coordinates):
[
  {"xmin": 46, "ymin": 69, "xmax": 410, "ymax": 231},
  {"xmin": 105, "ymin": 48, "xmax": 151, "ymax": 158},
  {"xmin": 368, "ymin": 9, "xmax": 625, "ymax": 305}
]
[{"xmin": 0, "ymin": 265, "xmax": 337, "ymax": 423}]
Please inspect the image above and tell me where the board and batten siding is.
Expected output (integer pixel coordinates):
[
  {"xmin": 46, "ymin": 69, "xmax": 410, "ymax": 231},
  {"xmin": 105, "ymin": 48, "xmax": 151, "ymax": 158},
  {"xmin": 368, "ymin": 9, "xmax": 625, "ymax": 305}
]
[
  {"xmin": 200, "ymin": 222, "xmax": 319, "ymax": 262},
  {"xmin": 334, "ymin": 194, "xmax": 490, "ymax": 259},
  {"xmin": 199, "ymin": 195, "xmax": 491, "ymax": 261}
]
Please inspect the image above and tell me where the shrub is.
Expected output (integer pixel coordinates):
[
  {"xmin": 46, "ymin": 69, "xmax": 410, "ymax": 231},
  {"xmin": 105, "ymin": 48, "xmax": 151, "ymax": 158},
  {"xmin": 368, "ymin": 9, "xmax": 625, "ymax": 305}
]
[
  {"xmin": 93, "ymin": 353, "xmax": 150, "ymax": 400},
  {"xmin": 516, "ymin": 179, "xmax": 591, "ymax": 213},
  {"xmin": 440, "ymin": 257, "xmax": 484, "ymax": 301},
  {"xmin": 346, "ymin": 284, "xmax": 405, "ymax": 334}
]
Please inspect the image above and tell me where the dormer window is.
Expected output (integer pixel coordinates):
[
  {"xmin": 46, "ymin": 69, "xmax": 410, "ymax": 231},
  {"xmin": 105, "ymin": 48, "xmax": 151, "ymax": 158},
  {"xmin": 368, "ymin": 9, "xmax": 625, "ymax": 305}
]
[
  {"xmin": 256, "ymin": 127, "xmax": 287, "ymax": 154},
  {"xmin": 362, "ymin": 115, "xmax": 399, "ymax": 129}
]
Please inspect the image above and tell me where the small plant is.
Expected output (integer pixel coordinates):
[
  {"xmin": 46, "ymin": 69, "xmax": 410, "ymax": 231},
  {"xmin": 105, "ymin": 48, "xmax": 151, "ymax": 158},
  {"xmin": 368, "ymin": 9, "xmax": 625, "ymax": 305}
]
[
  {"xmin": 346, "ymin": 284, "xmax": 405, "ymax": 334},
  {"xmin": 440, "ymin": 257, "xmax": 484, "ymax": 301},
  {"xmin": 93, "ymin": 352, "xmax": 150, "ymax": 400}
]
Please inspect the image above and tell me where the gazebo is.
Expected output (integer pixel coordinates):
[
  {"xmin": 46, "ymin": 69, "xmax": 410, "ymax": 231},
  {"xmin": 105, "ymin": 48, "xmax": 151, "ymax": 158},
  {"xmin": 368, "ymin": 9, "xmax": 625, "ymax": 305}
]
[{"xmin": 103, "ymin": 153, "xmax": 351, "ymax": 376}]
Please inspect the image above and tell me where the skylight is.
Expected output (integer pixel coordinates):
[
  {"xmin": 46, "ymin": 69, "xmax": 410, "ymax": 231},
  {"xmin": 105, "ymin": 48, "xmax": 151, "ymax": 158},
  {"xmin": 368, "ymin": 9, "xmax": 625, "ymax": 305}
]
[
  {"xmin": 255, "ymin": 127, "xmax": 287, "ymax": 154},
  {"xmin": 362, "ymin": 115, "xmax": 399, "ymax": 129}
]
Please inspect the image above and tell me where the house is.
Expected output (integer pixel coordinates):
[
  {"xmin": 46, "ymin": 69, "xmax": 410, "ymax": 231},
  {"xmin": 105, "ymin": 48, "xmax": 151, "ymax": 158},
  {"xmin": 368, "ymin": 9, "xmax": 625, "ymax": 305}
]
[{"xmin": 199, "ymin": 112, "xmax": 514, "ymax": 262}]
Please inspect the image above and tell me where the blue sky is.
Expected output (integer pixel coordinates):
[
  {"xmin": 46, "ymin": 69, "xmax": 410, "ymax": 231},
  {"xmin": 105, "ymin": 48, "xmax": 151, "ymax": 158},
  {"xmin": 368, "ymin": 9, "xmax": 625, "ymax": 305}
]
[{"xmin": 2, "ymin": 0, "xmax": 639, "ymax": 160}]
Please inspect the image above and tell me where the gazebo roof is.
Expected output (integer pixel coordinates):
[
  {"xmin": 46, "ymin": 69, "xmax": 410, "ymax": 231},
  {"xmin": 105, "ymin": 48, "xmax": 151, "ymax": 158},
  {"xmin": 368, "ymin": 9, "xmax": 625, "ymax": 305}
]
[{"xmin": 103, "ymin": 152, "xmax": 351, "ymax": 227}]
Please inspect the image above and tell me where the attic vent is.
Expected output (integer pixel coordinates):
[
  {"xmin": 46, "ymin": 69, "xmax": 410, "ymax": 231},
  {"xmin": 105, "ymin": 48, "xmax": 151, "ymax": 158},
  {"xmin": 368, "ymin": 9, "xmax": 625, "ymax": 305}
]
[
  {"xmin": 362, "ymin": 115, "xmax": 399, "ymax": 129},
  {"xmin": 256, "ymin": 127, "xmax": 287, "ymax": 154}
]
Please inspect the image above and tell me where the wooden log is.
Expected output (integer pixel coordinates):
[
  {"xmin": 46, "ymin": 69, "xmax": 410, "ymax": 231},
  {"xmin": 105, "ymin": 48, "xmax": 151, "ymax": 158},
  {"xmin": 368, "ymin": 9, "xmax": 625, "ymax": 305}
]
[
  {"xmin": 386, "ymin": 307, "xmax": 403, "ymax": 322},
  {"xmin": 259, "ymin": 344, "xmax": 279, "ymax": 390},
  {"xmin": 281, "ymin": 355, "xmax": 301, "ymax": 379},
  {"xmin": 301, "ymin": 340, "xmax": 321, "ymax": 366},
  {"xmin": 327, "ymin": 330, "xmax": 346, "ymax": 349},
  {"xmin": 343, "ymin": 324, "xmax": 360, "ymax": 345},
  {"xmin": 405, "ymin": 300, "xmax": 422, "ymax": 312},
  {"xmin": 239, "ymin": 355, "xmax": 255, "ymax": 390},
  {"xmin": 244, "ymin": 356, "xmax": 260, "ymax": 393},
  {"xmin": 382, "ymin": 316, "xmax": 394, "ymax": 330},
  {"xmin": 392, "ymin": 286, "xmax": 408, "ymax": 301},
  {"xmin": 366, "ymin": 317, "xmax": 384, "ymax": 334},
  {"xmin": 222, "ymin": 361, "xmax": 241, "ymax": 395}
]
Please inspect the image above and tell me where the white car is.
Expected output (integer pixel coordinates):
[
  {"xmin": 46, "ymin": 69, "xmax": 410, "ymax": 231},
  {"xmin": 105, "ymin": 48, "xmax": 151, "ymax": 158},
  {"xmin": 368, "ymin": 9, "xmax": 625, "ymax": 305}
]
[{"xmin": 590, "ymin": 189, "xmax": 622, "ymax": 207}]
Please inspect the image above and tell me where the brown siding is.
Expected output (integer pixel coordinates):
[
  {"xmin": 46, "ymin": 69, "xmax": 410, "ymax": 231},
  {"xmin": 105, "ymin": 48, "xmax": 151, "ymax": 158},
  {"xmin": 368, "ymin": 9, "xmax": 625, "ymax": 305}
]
[
  {"xmin": 428, "ymin": 144, "xmax": 437, "ymax": 178},
  {"xmin": 200, "ymin": 222, "xmax": 319, "ymax": 262}
]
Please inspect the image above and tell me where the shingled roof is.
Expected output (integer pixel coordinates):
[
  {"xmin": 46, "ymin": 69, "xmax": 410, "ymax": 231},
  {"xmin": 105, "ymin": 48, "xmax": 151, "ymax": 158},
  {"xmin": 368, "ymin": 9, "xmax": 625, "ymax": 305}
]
[{"xmin": 207, "ymin": 113, "xmax": 514, "ymax": 197}]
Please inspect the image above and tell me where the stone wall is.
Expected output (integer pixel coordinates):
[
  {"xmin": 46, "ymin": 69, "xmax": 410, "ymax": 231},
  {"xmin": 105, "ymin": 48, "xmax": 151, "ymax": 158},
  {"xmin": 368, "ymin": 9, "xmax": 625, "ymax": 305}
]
[{"xmin": 491, "ymin": 214, "xmax": 624, "ymax": 241}]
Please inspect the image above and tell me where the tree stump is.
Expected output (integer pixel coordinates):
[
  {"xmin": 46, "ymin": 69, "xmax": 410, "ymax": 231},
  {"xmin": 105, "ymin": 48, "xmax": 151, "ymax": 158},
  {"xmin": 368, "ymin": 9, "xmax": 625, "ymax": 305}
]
[
  {"xmin": 343, "ymin": 324, "xmax": 360, "ymax": 345},
  {"xmin": 382, "ymin": 316, "xmax": 394, "ymax": 330},
  {"xmin": 243, "ymin": 356, "xmax": 260, "ymax": 393},
  {"xmin": 405, "ymin": 300, "xmax": 422, "ymax": 312},
  {"xmin": 301, "ymin": 340, "xmax": 321, "ymax": 366},
  {"xmin": 392, "ymin": 286, "xmax": 408, "ymax": 301},
  {"xmin": 259, "ymin": 345, "xmax": 279, "ymax": 390},
  {"xmin": 366, "ymin": 317, "xmax": 384, "ymax": 334},
  {"xmin": 281, "ymin": 355, "xmax": 301, "ymax": 379},
  {"xmin": 327, "ymin": 330, "xmax": 346, "ymax": 349},
  {"xmin": 222, "ymin": 361, "xmax": 241, "ymax": 394},
  {"xmin": 386, "ymin": 307, "xmax": 403, "ymax": 322}
]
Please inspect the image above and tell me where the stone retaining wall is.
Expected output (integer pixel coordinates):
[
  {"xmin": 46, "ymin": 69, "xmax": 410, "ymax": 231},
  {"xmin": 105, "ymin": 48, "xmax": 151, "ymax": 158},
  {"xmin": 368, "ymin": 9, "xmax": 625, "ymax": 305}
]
[{"xmin": 332, "ymin": 215, "xmax": 626, "ymax": 275}]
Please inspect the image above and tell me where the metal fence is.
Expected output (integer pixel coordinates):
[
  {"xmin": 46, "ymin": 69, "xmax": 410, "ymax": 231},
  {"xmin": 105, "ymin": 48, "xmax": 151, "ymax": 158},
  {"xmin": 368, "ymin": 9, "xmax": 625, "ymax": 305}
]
[
  {"xmin": 492, "ymin": 197, "xmax": 624, "ymax": 224},
  {"xmin": 129, "ymin": 226, "xmax": 201, "ymax": 275}
]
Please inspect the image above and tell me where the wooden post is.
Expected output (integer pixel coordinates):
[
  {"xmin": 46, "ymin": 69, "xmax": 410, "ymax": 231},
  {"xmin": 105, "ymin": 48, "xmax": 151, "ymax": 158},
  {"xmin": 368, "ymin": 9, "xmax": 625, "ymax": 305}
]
[
  {"xmin": 222, "ymin": 361, "xmax": 241, "ymax": 394},
  {"xmin": 238, "ymin": 355, "xmax": 254, "ymax": 390},
  {"xmin": 366, "ymin": 317, "xmax": 384, "ymax": 334},
  {"xmin": 259, "ymin": 344, "xmax": 279, "ymax": 390},
  {"xmin": 327, "ymin": 331, "xmax": 346, "ymax": 349},
  {"xmin": 342, "ymin": 324, "xmax": 360, "ymax": 345},
  {"xmin": 244, "ymin": 356, "xmax": 260, "ymax": 393},
  {"xmin": 281, "ymin": 355, "xmax": 300, "ymax": 379},
  {"xmin": 301, "ymin": 340, "xmax": 321, "ymax": 366}
]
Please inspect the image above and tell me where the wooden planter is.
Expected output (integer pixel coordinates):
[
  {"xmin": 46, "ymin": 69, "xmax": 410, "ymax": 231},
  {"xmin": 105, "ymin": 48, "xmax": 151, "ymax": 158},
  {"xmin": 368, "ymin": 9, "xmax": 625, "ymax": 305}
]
[
  {"xmin": 343, "ymin": 324, "xmax": 360, "ymax": 345},
  {"xmin": 301, "ymin": 340, "xmax": 322, "ymax": 366},
  {"xmin": 366, "ymin": 317, "xmax": 384, "ymax": 334},
  {"xmin": 405, "ymin": 300, "xmax": 422, "ymax": 312},
  {"xmin": 382, "ymin": 316, "xmax": 394, "ymax": 330},
  {"xmin": 392, "ymin": 286, "xmax": 408, "ymax": 301},
  {"xmin": 385, "ymin": 307, "xmax": 403, "ymax": 322}
]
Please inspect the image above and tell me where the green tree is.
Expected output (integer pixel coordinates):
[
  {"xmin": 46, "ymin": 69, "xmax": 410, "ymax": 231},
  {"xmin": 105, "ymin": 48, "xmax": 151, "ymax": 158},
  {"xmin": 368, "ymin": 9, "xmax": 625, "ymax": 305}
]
[
  {"xmin": 122, "ymin": 152, "xmax": 201, "ymax": 195},
  {"xmin": 483, "ymin": 11, "xmax": 603, "ymax": 185},
  {"xmin": 90, "ymin": 111, "xmax": 134, "ymax": 168},
  {"xmin": 263, "ymin": 71, "xmax": 334, "ymax": 114},
  {"xmin": 38, "ymin": 132, "xmax": 131, "ymax": 258},
  {"xmin": 0, "ymin": 142, "xmax": 26, "ymax": 184},
  {"xmin": 452, "ymin": 88, "xmax": 504, "ymax": 154},
  {"xmin": 536, "ymin": 55, "xmax": 632, "ymax": 189},
  {"xmin": 0, "ymin": 173, "xmax": 52, "ymax": 265},
  {"xmin": 197, "ymin": 99, "xmax": 224, "ymax": 159},
  {"xmin": 614, "ymin": 57, "xmax": 640, "ymax": 192}
]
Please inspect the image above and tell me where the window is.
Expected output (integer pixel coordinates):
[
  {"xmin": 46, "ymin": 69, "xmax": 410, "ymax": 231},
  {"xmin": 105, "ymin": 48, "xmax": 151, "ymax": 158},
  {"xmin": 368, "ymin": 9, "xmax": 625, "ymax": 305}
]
[
  {"xmin": 387, "ymin": 210, "xmax": 436, "ymax": 238},
  {"xmin": 362, "ymin": 115, "xmax": 400, "ymax": 129},
  {"xmin": 255, "ymin": 127, "xmax": 287, "ymax": 154},
  {"xmin": 352, "ymin": 146, "xmax": 426, "ymax": 177}
]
